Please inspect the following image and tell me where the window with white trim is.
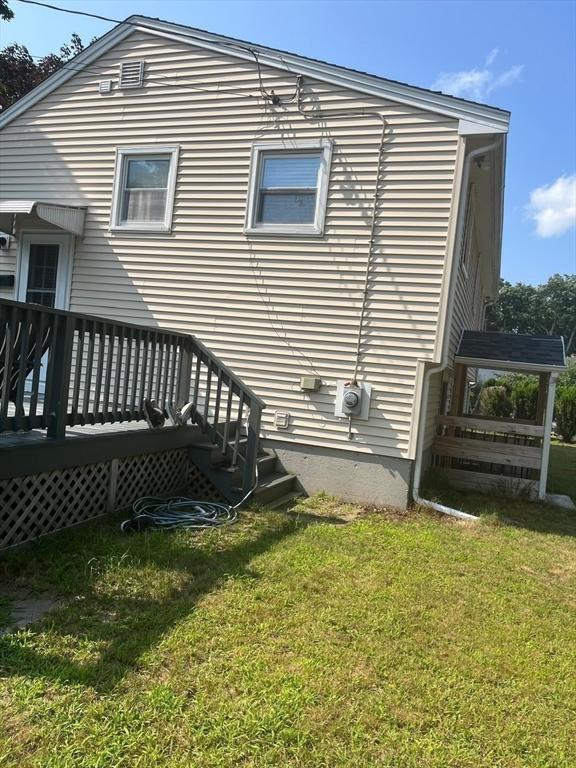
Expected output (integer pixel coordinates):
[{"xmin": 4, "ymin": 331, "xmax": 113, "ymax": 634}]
[
  {"xmin": 111, "ymin": 146, "xmax": 179, "ymax": 232},
  {"xmin": 460, "ymin": 186, "xmax": 475, "ymax": 276},
  {"xmin": 245, "ymin": 140, "xmax": 332, "ymax": 235}
]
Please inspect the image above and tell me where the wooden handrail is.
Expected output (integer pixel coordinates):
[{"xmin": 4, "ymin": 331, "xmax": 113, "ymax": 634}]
[{"xmin": 0, "ymin": 298, "xmax": 265, "ymax": 491}]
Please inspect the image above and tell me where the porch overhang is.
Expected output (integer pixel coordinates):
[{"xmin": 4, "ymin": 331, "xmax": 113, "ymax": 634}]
[
  {"xmin": 437, "ymin": 330, "xmax": 568, "ymax": 503},
  {"xmin": 0, "ymin": 200, "xmax": 86, "ymax": 236},
  {"xmin": 455, "ymin": 331, "xmax": 567, "ymax": 374}
]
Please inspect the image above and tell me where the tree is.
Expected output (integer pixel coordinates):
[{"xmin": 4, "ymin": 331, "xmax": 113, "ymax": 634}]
[
  {"xmin": 0, "ymin": 34, "xmax": 92, "ymax": 110},
  {"xmin": 486, "ymin": 274, "xmax": 576, "ymax": 355},
  {"xmin": 0, "ymin": 0, "xmax": 13, "ymax": 21}
]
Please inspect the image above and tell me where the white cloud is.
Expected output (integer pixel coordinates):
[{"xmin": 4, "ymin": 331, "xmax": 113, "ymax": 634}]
[
  {"xmin": 526, "ymin": 175, "xmax": 576, "ymax": 238},
  {"xmin": 485, "ymin": 48, "xmax": 499, "ymax": 67},
  {"xmin": 492, "ymin": 64, "xmax": 524, "ymax": 90},
  {"xmin": 432, "ymin": 51, "xmax": 524, "ymax": 101}
]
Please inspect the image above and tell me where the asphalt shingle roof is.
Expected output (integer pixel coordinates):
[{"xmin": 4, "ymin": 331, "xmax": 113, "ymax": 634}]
[{"xmin": 456, "ymin": 331, "xmax": 566, "ymax": 369}]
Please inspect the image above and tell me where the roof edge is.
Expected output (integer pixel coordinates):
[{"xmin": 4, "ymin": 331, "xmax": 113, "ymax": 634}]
[
  {"xmin": 1, "ymin": 15, "xmax": 511, "ymax": 132},
  {"xmin": 455, "ymin": 356, "xmax": 567, "ymax": 373},
  {"xmin": 128, "ymin": 16, "xmax": 510, "ymax": 131}
]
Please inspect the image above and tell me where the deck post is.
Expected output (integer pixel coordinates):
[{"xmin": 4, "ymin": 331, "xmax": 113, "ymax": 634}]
[
  {"xmin": 450, "ymin": 364, "xmax": 468, "ymax": 417},
  {"xmin": 242, "ymin": 403, "xmax": 262, "ymax": 495},
  {"xmin": 175, "ymin": 337, "xmax": 194, "ymax": 408},
  {"xmin": 46, "ymin": 315, "xmax": 75, "ymax": 440},
  {"xmin": 538, "ymin": 372, "xmax": 558, "ymax": 501},
  {"xmin": 536, "ymin": 372, "xmax": 548, "ymax": 424}
]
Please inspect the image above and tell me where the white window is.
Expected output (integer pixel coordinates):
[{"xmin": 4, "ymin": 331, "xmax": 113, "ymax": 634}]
[
  {"xmin": 245, "ymin": 140, "xmax": 332, "ymax": 236},
  {"xmin": 111, "ymin": 146, "xmax": 179, "ymax": 232},
  {"xmin": 460, "ymin": 185, "xmax": 475, "ymax": 276}
]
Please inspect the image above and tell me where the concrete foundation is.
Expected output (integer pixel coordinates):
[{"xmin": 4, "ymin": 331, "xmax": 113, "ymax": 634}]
[{"xmin": 263, "ymin": 440, "xmax": 413, "ymax": 509}]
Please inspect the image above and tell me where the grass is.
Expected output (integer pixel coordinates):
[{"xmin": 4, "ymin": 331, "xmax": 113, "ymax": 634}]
[
  {"xmin": 548, "ymin": 441, "xmax": 576, "ymax": 501},
  {"xmin": 0, "ymin": 492, "xmax": 575, "ymax": 768}
]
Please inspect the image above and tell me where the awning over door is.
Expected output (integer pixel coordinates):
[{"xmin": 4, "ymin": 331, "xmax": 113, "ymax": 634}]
[{"xmin": 0, "ymin": 200, "xmax": 86, "ymax": 236}]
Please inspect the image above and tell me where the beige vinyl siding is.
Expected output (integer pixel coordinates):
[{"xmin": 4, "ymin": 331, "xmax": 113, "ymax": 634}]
[
  {"xmin": 422, "ymin": 370, "xmax": 444, "ymax": 452},
  {"xmin": 0, "ymin": 30, "xmax": 460, "ymax": 459},
  {"xmin": 448, "ymin": 199, "xmax": 487, "ymax": 363}
]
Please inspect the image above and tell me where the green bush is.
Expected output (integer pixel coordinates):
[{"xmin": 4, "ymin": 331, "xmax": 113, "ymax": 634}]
[
  {"xmin": 509, "ymin": 377, "xmax": 539, "ymax": 420},
  {"xmin": 558, "ymin": 357, "xmax": 576, "ymax": 390},
  {"xmin": 555, "ymin": 385, "xmax": 576, "ymax": 443},
  {"xmin": 476, "ymin": 385, "xmax": 513, "ymax": 418}
]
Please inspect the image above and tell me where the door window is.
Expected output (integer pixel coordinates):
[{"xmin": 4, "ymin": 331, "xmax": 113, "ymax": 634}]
[{"xmin": 25, "ymin": 243, "xmax": 60, "ymax": 307}]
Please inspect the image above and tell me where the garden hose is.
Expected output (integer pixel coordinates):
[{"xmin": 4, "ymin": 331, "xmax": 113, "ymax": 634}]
[{"xmin": 121, "ymin": 466, "xmax": 258, "ymax": 534}]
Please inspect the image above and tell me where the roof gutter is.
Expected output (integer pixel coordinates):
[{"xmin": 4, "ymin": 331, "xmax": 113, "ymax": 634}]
[{"xmin": 412, "ymin": 136, "xmax": 504, "ymax": 522}]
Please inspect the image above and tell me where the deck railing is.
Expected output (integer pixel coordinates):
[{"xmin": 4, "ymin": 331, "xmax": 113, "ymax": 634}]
[{"xmin": 0, "ymin": 298, "xmax": 264, "ymax": 493}]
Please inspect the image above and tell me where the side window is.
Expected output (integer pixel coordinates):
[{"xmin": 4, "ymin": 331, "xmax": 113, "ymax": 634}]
[
  {"xmin": 460, "ymin": 185, "xmax": 475, "ymax": 276},
  {"xmin": 111, "ymin": 146, "xmax": 179, "ymax": 232},
  {"xmin": 245, "ymin": 140, "xmax": 332, "ymax": 236}
]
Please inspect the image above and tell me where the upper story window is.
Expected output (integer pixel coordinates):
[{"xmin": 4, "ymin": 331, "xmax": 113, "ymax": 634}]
[
  {"xmin": 245, "ymin": 140, "xmax": 332, "ymax": 236},
  {"xmin": 111, "ymin": 146, "xmax": 179, "ymax": 232},
  {"xmin": 460, "ymin": 185, "xmax": 475, "ymax": 276}
]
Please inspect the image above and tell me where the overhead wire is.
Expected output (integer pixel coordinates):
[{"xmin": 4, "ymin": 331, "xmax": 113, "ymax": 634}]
[
  {"xmin": 16, "ymin": 0, "xmax": 298, "ymax": 105},
  {"xmin": 14, "ymin": 0, "xmax": 382, "ymax": 390}
]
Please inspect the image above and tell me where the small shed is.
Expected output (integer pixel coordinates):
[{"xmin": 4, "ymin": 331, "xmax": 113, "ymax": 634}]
[{"xmin": 433, "ymin": 331, "xmax": 566, "ymax": 500}]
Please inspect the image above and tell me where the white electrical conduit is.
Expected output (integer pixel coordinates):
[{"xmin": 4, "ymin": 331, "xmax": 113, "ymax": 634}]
[{"xmin": 411, "ymin": 137, "xmax": 503, "ymax": 522}]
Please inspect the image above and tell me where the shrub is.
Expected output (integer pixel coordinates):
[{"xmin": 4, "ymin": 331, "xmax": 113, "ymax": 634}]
[
  {"xmin": 476, "ymin": 386, "xmax": 513, "ymax": 418},
  {"xmin": 509, "ymin": 377, "xmax": 539, "ymax": 420},
  {"xmin": 555, "ymin": 385, "xmax": 576, "ymax": 443},
  {"xmin": 558, "ymin": 357, "xmax": 576, "ymax": 390}
]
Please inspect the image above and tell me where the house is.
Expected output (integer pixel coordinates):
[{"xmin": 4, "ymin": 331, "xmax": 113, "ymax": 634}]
[{"xmin": 2, "ymin": 15, "xmax": 547, "ymax": 544}]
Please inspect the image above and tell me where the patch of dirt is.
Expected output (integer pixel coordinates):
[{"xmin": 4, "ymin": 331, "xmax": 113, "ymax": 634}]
[{"xmin": 0, "ymin": 586, "xmax": 63, "ymax": 635}]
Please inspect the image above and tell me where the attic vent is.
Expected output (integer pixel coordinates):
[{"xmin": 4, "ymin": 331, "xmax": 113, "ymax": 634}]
[{"xmin": 119, "ymin": 60, "xmax": 145, "ymax": 89}]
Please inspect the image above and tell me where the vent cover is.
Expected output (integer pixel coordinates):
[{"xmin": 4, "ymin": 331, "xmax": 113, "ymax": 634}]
[{"xmin": 119, "ymin": 60, "xmax": 145, "ymax": 89}]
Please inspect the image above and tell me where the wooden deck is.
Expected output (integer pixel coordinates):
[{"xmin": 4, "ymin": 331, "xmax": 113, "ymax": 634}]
[
  {"xmin": 0, "ymin": 418, "xmax": 201, "ymax": 482},
  {"xmin": 0, "ymin": 418, "xmax": 150, "ymax": 449}
]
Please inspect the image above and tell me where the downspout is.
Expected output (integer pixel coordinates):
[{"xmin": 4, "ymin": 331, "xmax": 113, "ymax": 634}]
[{"xmin": 412, "ymin": 136, "xmax": 503, "ymax": 522}]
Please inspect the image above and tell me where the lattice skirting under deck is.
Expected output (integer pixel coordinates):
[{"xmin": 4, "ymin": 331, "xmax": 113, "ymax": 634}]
[{"xmin": 0, "ymin": 448, "xmax": 223, "ymax": 551}]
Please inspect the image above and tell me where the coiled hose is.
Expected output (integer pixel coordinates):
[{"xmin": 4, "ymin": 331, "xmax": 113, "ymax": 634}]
[{"xmin": 121, "ymin": 467, "xmax": 258, "ymax": 534}]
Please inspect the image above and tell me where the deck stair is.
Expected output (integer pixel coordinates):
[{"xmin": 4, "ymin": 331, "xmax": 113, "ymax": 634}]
[{"xmin": 188, "ymin": 423, "xmax": 300, "ymax": 507}]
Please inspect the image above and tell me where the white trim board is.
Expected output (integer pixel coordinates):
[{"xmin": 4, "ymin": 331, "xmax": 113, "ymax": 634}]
[
  {"xmin": 244, "ymin": 139, "xmax": 333, "ymax": 237},
  {"xmin": 0, "ymin": 16, "xmax": 510, "ymax": 133},
  {"xmin": 109, "ymin": 145, "xmax": 180, "ymax": 233},
  {"xmin": 16, "ymin": 232, "xmax": 74, "ymax": 311},
  {"xmin": 455, "ymin": 356, "xmax": 566, "ymax": 374}
]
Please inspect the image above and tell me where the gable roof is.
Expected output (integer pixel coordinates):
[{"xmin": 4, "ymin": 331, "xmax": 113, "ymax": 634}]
[
  {"xmin": 0, "ymin": 15, "xmax": 511, "ymax": 133},
  {"xmin": 456, "ymin": 331, "xmax": 566, "ymax": 372}
]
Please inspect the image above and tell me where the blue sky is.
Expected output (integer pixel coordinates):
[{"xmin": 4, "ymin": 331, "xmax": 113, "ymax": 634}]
[{"xmin": 2, "ymin": 0, "xmax": 575, "ymax": 285}]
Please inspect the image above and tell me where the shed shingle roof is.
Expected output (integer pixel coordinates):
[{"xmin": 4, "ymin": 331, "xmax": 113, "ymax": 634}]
[{"xmin": 456, "ymin": 331, "xmax": 566, "ymax": 370}]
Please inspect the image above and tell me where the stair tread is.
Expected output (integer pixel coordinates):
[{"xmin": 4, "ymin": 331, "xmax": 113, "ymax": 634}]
[
  {"xmin": 267, "ymin": 491, "xmax": 304, "ymax": 511},
  {"xmin": 254, "ymin": 472, "xmax": 297, "ymax": 493}
]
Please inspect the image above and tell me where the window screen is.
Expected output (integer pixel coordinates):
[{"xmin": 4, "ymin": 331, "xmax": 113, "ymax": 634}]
[{"xmin": 256, "ymin": 153, "xmax": 321, "ymax": 225}]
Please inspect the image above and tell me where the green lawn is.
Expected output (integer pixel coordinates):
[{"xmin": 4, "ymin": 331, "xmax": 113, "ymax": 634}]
[
  {"xmin": 548, "ymin": 441, "xmax": 576, "ymax": 502},
  {"xmin": 1, "ymin": 493, "xmax": 575, "ymax": 768}
]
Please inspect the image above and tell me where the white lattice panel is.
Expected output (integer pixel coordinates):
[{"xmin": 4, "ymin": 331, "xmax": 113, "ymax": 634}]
[{"xmin": 0, "ymin": 462, "xmax": 110, "ymax": 549}]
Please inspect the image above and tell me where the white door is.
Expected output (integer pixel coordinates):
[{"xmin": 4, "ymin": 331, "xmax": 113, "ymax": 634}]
[
  {"xmin": 17, "ymin": 233, "xmax": 72, "ymax": 310},
  {"xmin": 17, "ymin": 233, "xmax": 73, "ymax": 394}
]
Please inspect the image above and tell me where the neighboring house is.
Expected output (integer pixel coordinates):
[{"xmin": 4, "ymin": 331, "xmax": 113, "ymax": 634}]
[{"xmin": 0, "ymin": 15, "xmax": 510, "ymax": 508}]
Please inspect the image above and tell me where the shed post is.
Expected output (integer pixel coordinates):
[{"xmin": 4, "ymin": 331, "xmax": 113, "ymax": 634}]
[{"xmin": 538, "ymin": 372, "xmax": 558, "ymax": 501}]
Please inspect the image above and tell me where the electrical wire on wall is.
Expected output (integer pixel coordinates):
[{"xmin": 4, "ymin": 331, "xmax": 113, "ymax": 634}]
[
  {"xmin": 295, "ymin": 79, "xmax": 389, "ymax": 383},
  {"xmin": 17, "ymin": 0, "xmax": 391, "ymax": 433}
]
